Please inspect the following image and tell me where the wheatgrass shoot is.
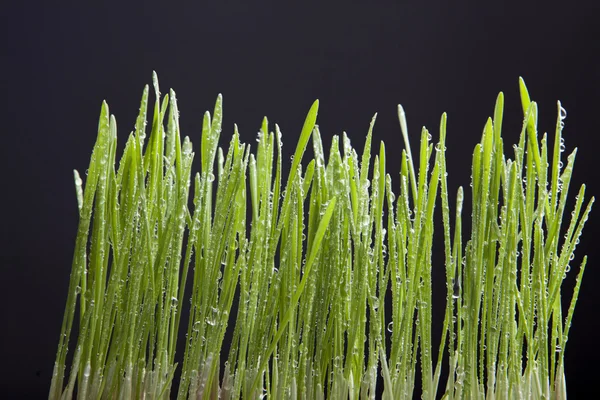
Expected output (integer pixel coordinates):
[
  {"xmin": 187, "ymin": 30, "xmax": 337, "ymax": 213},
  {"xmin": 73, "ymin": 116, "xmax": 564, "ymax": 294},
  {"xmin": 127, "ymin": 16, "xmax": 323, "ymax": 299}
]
[{"xmin": 50, "ymin": 73, "xmax": 593, "ymax": 399}]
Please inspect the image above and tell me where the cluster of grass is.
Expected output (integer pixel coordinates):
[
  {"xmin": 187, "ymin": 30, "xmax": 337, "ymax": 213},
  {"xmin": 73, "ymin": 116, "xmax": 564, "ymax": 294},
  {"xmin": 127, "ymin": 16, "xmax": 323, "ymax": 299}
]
[{"xmin": 50, "ymin": 73, "xmax": 593, "ymax": 399}]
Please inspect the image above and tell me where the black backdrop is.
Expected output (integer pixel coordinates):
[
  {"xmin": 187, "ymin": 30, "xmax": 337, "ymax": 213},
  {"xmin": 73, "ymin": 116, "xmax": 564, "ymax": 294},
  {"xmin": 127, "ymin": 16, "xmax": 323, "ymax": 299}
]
[{"xmin": 2, "ymin": 0, "xmax": 599, "ymax": 398}]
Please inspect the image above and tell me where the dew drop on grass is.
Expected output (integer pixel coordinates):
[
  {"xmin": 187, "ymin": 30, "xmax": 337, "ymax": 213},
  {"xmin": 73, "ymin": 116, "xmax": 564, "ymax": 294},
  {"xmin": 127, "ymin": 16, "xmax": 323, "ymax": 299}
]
[
  {"xmin": 556, "ymin": 344, "xmax": 562, "ymax": 353},
  {"xmin": 206, "ymin": 307, "xmax": 219, "ymax": 326},
  {"xmin": 259, "ymin": 388, "xmax": 268, "ymax": 399},
  {"xmin": 371, "ymin": 296, "xmax": 379, "ymax": 311},
  {"xmin": 452, "ymin": 279, "xmax": 460, "ymax": 299},
  {"xmin": 193, "ymin": 321, "xmax": 202, "ymax": 332},
  {"xmin": 83, "ymin": 362, "xmax": 91, "ymax": 378},
  {"xmin": 74, "ymin": 170, "xmax": 83, "ymax": 187},
  {"xmin": 208, "ymin": 173, "xmax": 215, "ymax": 182},
  {"xmin": 183, "ymin": 138, "xmax": 193, "ymax": 156},
  {"xmin": 560, "ymin": 105, "xmax": 567, "ymax": 120},
  {"xmin": 387, "ymin": 322, "xmax": 393, "ymax": 333}
]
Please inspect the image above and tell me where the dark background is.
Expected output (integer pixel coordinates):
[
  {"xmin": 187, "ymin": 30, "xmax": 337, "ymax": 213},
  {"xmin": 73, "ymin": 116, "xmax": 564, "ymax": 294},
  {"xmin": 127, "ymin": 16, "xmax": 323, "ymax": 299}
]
[{"xmin": 2, "ymin": 0, "xmax": 599, "ymax": 398}]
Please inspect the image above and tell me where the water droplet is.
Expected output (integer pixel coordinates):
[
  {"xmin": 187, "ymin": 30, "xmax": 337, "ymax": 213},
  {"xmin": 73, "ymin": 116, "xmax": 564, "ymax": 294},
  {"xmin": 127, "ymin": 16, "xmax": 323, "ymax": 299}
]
[
  {"xmin": 75, "ymin": 286, "xmax": 81, "ymax": 294},
  {"xmin": 452, "ymin": 278, "xmax": 460, "ymax": 299},
  {"xmin": 371, "ymin": 296, "xmax": 379, "ymax": 311},
  {"xmin": 74, "ymin": 171, "xmax": 83, "ymax": 186},
  {"xmin": 208, "ymin": 173, "xmax": 215, "ymax": 182},
  {"xmin": 362, "ymin": 215, "xmax": 370, "ymax": 229},
  {"xmin": 206, "ymin": 307, "xmax": 219, "ymax": 326},
  {"xmin": 559, "ymin": 106, "xmax": 567, "ymax": 120},
  {"xmin": 83, "ymin": 362, "xmax": 91, "ymax": 378},
  {"xmin": 259, "ymin": 388, "xmax": 268, "ymax": 399},
  {"xmin": 182, "ymin": 137, "xmax": 193, "ymax": 155},
  {"xmin": 193, "ymin": 321, "xmax": 202, "ymax": 332},
  {"xmin": 387, "ymin": 322, "xmax": 393, "ymax": 333}
]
